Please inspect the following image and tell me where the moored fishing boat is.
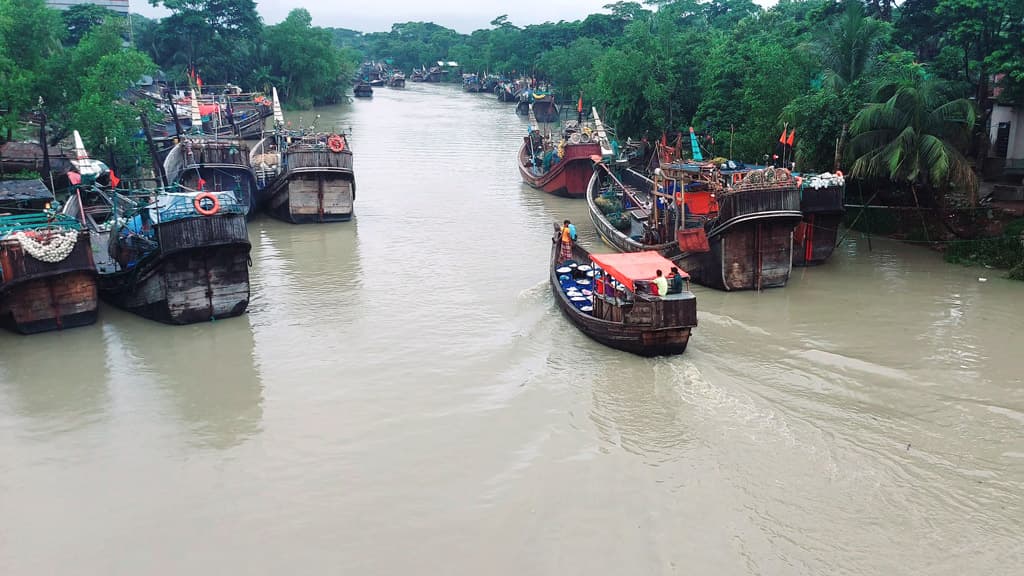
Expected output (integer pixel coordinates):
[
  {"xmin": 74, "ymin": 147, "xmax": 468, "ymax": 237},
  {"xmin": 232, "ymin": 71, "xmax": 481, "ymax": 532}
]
[
  {"xmin": 251, "ymin": 90, "xmax": 356, "ymax": 224},
  {"xmin": 496, "ymin": 82, "xmax": 517, "ymax": 102},
  {"xmin": 519, "ymin": 117, "xmax": 603, "ymax": 198},
  {"xmin": 410, "ymin": 68, "xmax": 426, "ymax": 82},
  {"xmin": 388, "ymin": 72, "xmax": 406, "ymax": 88},
  {"xmin": 793, "ymin": 172, "xmax": 846, "ymax": 266},
  {"xmin": 353, "ymin": 81, "xmax": 374, "ymax": 98},
  {"xmin": 0, "ymin": 179, "xmax": 97, "ymax": 334},
  {"xmin": 550, "ymin": 223, "xmax": 697, "ymax": 356},
  {"xmin": 531, "ymin": 92, "xmax": 559, "ymax": 123},
  {"xmin": 482, "ymin": 74, "xmax": 502, "ymax": 92},
  {"xmin": 63, "ymin": 181, "xmax": 251, "ymax": 325}
]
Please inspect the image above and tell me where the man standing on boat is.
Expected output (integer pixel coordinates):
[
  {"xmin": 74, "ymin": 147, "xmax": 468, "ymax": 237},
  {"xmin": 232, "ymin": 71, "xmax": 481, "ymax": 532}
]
[{"xmin": 560, "ymin": 220, "xmax": 575, "ymax": 262}]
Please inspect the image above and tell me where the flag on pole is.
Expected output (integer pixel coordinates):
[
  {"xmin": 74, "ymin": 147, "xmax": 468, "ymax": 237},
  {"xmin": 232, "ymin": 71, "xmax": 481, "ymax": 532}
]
[
  {"xmin": 197, "ymin": 177, "xmax": 207, "ymax": 190},
  {"xmin": 108, "ymin": 170, "xmax": 120, "ymax": 188},
  {"xmin": 778, "ymin": 128, "xmax": 787, "ymax": 144},
  {"xmin": 786, "ymin": 129, "xmax": 796, "ymax": 147},
  {"xmin": 577, "ymin": 94, "xmax": 583, "ymax": 113}
]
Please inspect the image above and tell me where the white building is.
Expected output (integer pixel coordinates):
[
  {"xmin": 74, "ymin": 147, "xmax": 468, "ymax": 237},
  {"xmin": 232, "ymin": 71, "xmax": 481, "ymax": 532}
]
[{"xmin": 46, "ymin": 0, "xmax": 130, "ymax": 14}]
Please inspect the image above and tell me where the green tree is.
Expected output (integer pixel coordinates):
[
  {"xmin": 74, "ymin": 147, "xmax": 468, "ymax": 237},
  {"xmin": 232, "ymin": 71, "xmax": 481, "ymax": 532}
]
[
  {"xmin": 263, "ymin": 9, "xmax": 354, "ymax": 107},
  {"xmin": 63, "ymin": 3, "xmax": 118, "ymax": 45},
  {"xmin": 849, "ymin": 66, "xmax": 977, "ymax": 204}
]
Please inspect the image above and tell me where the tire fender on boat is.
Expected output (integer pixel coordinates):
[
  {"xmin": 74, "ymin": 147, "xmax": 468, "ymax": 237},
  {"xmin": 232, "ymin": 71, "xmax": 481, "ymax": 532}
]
[{"xmin": 194, "ymin": 192, "xmax": 221, "ymax": 216}]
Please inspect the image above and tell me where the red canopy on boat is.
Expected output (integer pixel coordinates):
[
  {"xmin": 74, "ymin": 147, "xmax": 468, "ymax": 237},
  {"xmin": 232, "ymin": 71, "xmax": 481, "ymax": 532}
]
[{"xmin": 590, "ymin": 251, "xmax": 688, "ymax": 290}]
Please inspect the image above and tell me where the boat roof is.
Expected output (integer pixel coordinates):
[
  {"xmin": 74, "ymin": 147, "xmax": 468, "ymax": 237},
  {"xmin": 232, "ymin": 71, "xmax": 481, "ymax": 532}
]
[
  {"xmin": 0, "ymin": 179, "xmax": 54, "ymax": 203},
  {"xmin": 590, "ymin": 251, "xmax": 688, "ymax": 290}
]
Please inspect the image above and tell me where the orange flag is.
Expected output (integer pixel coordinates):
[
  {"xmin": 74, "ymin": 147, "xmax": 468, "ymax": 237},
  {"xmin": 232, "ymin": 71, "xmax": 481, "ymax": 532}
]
[
  {"xmin": 577, "ymin": 94, "xmax": 583, "ymax": 113},
  {"xmin": 786, "ymin": 129, "xmax": 795, "ymax": 147},
  {"xmin": 108, "ymin": 170, "xmax": 120, "ymax": 188},
  {"xmin": 778, "ymin": 129, "xmax": 787, "ymax": 144}
]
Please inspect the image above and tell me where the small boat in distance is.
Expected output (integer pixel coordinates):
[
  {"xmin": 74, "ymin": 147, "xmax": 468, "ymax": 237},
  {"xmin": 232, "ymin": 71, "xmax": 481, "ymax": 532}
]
[
  {"xmin": 793, "ymin": 172, "xmax": 845, "ymax": 266},
  {"xmin": 353, "ymin": 82, "xmax": 373, "ymax": 98},
  {"xmin": 410, "ymin": 68, "xmax": 426, "ymax": 82},
  {"xmin": 531, "ymin": 91, "xmax": 559, "ymax": 123},
  {"xmin": 550, "ymin": 223, "xmax": 697, "ymax": 356},
  {"xmin": 462, "ymin": 74, "xmax": 481, "ymax": 92},
  {"xmin": 0, "ymin": 179, "xmax": 98, "ymax": 334},
  {"xmin": 388, "ymin": 71, "xmax": 406, "ymax": 88},
  {"xmin": 518, "ymin": 120, "xmax": 602, "ymax": 198}
]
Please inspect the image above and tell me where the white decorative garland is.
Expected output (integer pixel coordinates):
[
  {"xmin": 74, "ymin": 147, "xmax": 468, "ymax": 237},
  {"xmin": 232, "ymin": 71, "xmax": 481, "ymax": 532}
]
[{"xmin": 13, "ymin": 229, "xmax": 79, "ymax": 263}]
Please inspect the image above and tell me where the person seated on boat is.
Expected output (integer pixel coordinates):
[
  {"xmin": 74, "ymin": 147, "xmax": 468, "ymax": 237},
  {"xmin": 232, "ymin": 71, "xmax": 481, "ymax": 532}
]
[
  {"xmin": 653, "ymin": 269, "xmax": 668, "ymax": 297},
  {"xmin": 668, "ymin": 267, "xmax": 684, "ymax": 295}
]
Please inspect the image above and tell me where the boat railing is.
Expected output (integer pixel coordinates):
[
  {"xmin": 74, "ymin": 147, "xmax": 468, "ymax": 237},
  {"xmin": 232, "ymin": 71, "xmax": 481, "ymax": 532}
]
[
  {"xmin": 717, "ymin": 187, "xmax": 801, "ymax": 224},
  {"xmin": 285, "ymin": 149, "xmax": 353, "ymax": 172}
]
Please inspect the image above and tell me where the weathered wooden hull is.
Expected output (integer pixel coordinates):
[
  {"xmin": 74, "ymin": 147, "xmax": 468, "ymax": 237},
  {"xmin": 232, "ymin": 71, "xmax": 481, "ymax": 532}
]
[
  {"xmin": 516, "ymin": 101, "xmax": 530, "ymax": 115},
  {"xmin": 688, "ymin": 218, "xmax": 801, "ymax": 290},
  {"xmin": 519, "ymin": 141, "xmax": 600, "ymax": 198},
  {"xmin": 268, "ymin": 173, "xmax": 355, "ymax": 224},
  {"xmin": 176, "ymin": 166, "xmax": 263, "ymax": 220},
  {"xmin": 0, "ymin": 232, "xmax": 98, "ymax": 334},
  {"xmin": 550, "ymin": 235, "xmax": 695, "ymax": 357},
  {"xmin": 794, "ymin": 185, "xmax": 845, "ymax": 266},
  {"xmin": 353, "ymin": 85, "xmax": 373, "ymax": 97},
  {"xmin": 389, "ymin": 79, "xmax": 406, "ymax": 88},
  {"xmin": 100, "ymin": 214, "xmax": 251, "ymax": 325}
]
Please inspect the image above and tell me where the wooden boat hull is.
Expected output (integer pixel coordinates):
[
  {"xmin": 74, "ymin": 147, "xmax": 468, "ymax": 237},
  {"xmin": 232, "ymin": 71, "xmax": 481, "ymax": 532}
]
[
  {"xmin": 101, "ymin": 214, "xmax": 251, "ymax": 325},
  {"xmin": 177, "ymin": 166, "xmax": 263, "ymax": 220},
  {"xmin": 532, "ymin": 100, "xmax": 559, "ymax": 123},
  {"xmin": 353, "ymin": 85, "xmax": 373, "ymax": 97},
  {"xmin": 793, "ymin": 185, "xmax": 845, "ymax": 266},
  {"xmin": 516, "ymin": 101, "xmax": 530, "ymax": 115},
  {"xmin": 549, "ymin": 233, "xmax": 695, "ymax": 357},
  {"xmin": 268, "ymin": 173, "xmax": 355, "ymax": 224},
  {"xmin": 0, "ymin": 232, "xmax": 98, "ymax": 334},
  {"xmin": 519, "ymin": 141, "xmax": 600, "ymax": 198},
  {"xmin": 389, "ymin": 79, "xmax": 406, "ymax": 88}
]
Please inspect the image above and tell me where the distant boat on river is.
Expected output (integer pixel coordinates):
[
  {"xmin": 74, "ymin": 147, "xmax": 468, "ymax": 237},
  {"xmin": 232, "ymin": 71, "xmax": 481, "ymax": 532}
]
[
  {"xmin": 388, "ymin": 72, "xmax": 406, "ymax": 88},
  {"xmin": 353, "ymin": 82, "xmax": 373, "ymax": 98}
]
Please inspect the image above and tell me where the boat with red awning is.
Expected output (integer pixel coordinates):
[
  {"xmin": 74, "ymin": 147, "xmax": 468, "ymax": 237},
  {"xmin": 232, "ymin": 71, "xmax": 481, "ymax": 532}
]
[{"xmin": 550, "ymin": 223, "xmax": 697, "ymax": 356}]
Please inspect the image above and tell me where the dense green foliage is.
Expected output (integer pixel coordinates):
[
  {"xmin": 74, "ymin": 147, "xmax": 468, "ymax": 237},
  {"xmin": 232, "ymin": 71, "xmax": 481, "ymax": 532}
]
[{"xmin": 140, "ymin": 1, "xmax": 357, "ymax": 107}]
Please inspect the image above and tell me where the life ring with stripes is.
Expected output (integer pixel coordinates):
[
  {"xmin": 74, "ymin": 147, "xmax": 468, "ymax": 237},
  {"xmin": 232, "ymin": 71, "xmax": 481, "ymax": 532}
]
[{"xmin": 328, "ymin": 134, "xmax": 345, "ymax": 153}]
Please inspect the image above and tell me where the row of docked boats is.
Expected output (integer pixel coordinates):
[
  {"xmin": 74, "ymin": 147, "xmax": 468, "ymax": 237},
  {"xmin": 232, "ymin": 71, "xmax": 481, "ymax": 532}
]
[
  {"xmin": 536, "ymin": 110, "xmax": 846, "ymax": 357},
  {"xmin": 0, "ymin": 87, "xmax": 358, "ymax": 335}
]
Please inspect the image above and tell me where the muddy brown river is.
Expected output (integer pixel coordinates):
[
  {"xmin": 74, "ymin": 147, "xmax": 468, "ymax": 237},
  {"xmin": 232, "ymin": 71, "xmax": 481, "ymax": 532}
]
[{"xmin": 1, "ymin": 84, "xmax": 1022, "ymax": 575}]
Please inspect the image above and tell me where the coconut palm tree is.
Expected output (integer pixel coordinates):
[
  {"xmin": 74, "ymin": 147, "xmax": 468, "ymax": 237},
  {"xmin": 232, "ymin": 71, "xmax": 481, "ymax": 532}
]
[
  {"xmin": 819, "ymin": 2, "xmax": 889, "ymax": 91},
  {"xmin": 849, "ymin": 66, "xmax": 978, "ymax": 205}
]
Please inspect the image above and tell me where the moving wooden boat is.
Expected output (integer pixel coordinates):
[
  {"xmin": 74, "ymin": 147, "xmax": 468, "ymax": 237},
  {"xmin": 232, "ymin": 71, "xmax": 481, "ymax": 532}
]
[
  {"xmin": 519, "ymin": 121, "xmax": 602, "ymax": 198},
  {"xmin": 63, "ymin": 182, "xmax": 251, "ymax": 325},
  {"xmin": 550, "ymin": 223, "xmax": 697, "ymax": 356},
  {"xmin": 353, "ymin": 82, "xmax": 373, "ymax": 98},
  {"xmin": 0, "ymin": 179, "xmax": 97, "ymax": 334},
  {"xmin": 251, "ymin": 133, "xmax": 355, "ymax": 224},
  {"xmin": 388, "ymin": 72, "xmax": 406, "ymax": 88},
  {"xmin": 164, "ymin": 137, "xmax": 263, "ymax": 219},
  {"xmin": 793, "ymin": 172, "xmax": 845, "ymax": 266}
]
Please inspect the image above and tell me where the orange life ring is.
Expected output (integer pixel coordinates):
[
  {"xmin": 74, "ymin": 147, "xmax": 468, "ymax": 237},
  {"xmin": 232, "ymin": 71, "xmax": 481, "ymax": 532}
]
[
  {"xmin": 675, "ymin": 191, "xmax": 683, "ymax": 205},
  {"xmin": 327, "ymin": 134, "xmax": 345, "ymax": 153},
  {"xmin": 194, "ymin": 192, "xmax": 221, "ymax": 216}
]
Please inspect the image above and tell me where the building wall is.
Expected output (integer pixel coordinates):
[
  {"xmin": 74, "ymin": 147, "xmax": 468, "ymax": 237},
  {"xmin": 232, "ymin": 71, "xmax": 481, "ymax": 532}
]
[
  {"xmin": 991, "ymin": 104, "xmax": 1024, "ymax": 161},
  {"xmin": 46, "ymin": 0, "xmax": 130, "ymax": 14}
]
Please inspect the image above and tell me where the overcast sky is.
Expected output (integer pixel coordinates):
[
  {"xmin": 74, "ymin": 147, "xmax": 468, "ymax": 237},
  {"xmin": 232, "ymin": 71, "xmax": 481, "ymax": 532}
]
[{"xmin": 134, "ymin": 1, "xmax": 776, "ymax": 34}]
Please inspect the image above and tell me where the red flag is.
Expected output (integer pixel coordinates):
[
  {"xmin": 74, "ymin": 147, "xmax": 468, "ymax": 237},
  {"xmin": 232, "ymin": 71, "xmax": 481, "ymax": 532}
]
[
  {"xmin": 197, "ymin": 75, "xmax": 203, "ymax": 90},
  {"xmin": 778, "ymin": 129, "xmax": 787, "ymax": 144},
  {"xmin": 67, "ymin": 171, "xmax": 82, "ymax": 185},
  {"xmin": 108, "ymin": 170, "xmax": 120, "ymax": 188},
  {"xmin": 577, "ymin": 94, "xmax": 583, "ymax": 113},
  {"xmin": 661, "ymin": 132, "xmax": 667, "ymax": 147},
  {"xmin": 786, "ymin": 129, "xmax": 796, "ymax": 147},
  {"xmin": 197, "ymin": 177, "xmax": 206, "ymax": 190}
]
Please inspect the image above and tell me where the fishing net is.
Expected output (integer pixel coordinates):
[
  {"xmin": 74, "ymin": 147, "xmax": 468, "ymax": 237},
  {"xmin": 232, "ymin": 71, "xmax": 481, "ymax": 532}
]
[{"xmin": 13, "ymin": 229, "xmax": 78, "ymax": 263}]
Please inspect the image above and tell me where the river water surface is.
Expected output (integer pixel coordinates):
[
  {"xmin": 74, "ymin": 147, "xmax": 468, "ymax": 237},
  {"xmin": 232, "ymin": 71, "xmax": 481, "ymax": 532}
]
[{"xmin": 1, "ymin": 85, "xmax": 1022, "ymax": 575}]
